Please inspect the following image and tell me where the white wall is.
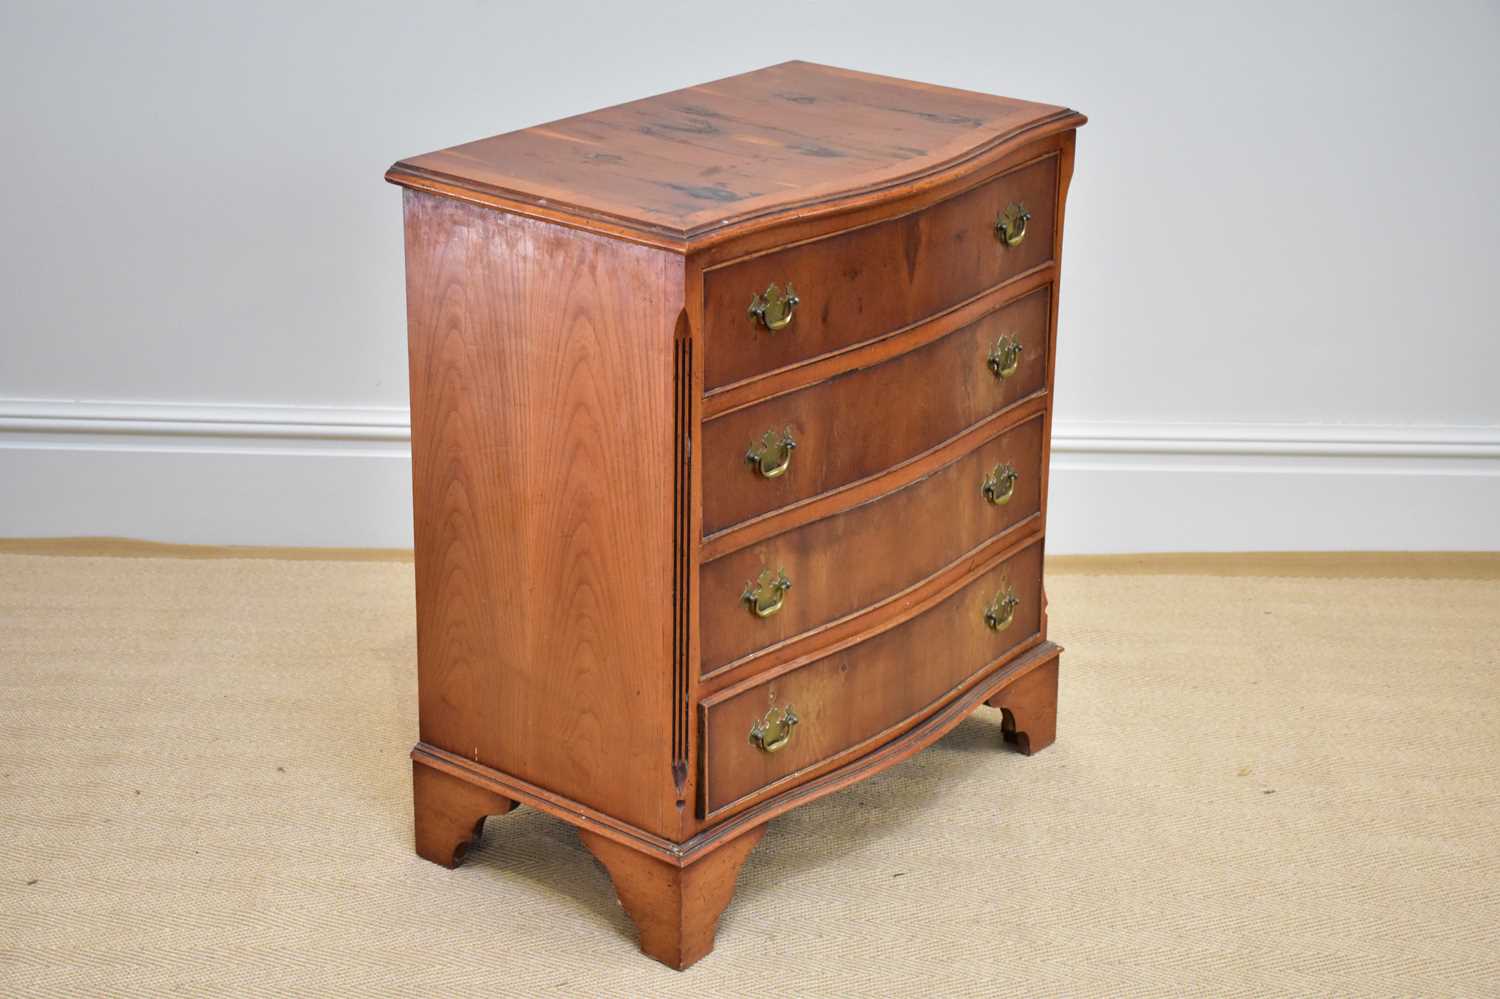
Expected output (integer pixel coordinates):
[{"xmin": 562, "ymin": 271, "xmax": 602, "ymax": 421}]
[{"xmin": 3, "ymin": 0, "xmax": 1497, "ymax": 551}]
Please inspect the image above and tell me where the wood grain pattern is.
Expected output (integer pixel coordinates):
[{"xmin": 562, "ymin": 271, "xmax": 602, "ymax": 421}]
[
  {"xmin": 702, "ymin": 286, "xmax": 1050, "ymax": 535},
  {"xmin": 700, "ymin": 413, "xmax": 1045, "ymax": 676},
  {"xmin": 403, "ymin": 190, "xmax": 684, "ymax": 839},
  {"xmin": 701, "ymin": 540, "xmax": 1044, "ymax": 815},
  {"xmin": 389, "ymin": 61, "xmax": 1076, "ymax": 245},
  {"xmin": 702, "ymin": 154, "xmax": 1057, "ymax": 389},
  {"xmin": 579, "ymin": 824, "xmax": 765, "ymax": 970}
]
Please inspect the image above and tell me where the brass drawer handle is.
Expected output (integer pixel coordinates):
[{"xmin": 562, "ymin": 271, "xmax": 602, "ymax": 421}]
[
  {"xmin": 987, "ymin": 335, "xmax": 1023, "ymax": 379},
  {"xmin": 748, "ymin": 282, "xmax": 799, "ymax": 332},
  {"xmin": 984, "ymin": 586, "xmax": 1020, "ymax": 632},
  {"xmin": 994, "ymin": 202, "xmax": 1031, "ymax": 247},
  {"xmin": 749, "ymin": 705, "xmax": 799, "ymax": 753},
  {"xmin": 982, "ymin": 464, "xmax": 1019, "ymax": 506},
  {"xmin": 746, "ymin": 427, "xmax": 796, "ymax": 478},
  {"xmin": 742, "ymin": 567, "xmax": 792, "ymax": 619}
]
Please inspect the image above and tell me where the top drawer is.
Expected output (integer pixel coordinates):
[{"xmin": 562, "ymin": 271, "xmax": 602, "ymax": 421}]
[{"xmin": 702, "ymin": 152, "xmax": 1058, "ymax": 391}]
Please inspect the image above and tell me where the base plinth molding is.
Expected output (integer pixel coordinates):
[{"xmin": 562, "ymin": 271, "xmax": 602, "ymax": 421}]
[
  {"xmin": 412, "ymin": 757, "xmax": 518, "ymax": 869},
  {"xmin": 986, "ymin": 655, "xmax": 1059, "ymax": 755}
]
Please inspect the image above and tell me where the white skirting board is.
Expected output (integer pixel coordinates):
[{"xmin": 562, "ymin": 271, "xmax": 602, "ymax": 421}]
[{"xmin": 2, "ymin": 400, "xmax": 1498, "ymax": 553}]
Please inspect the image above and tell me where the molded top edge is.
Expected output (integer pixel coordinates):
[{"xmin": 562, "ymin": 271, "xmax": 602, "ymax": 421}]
[{"xmin": 386, "ymin": 61, "xmax": 1085, "ymax": 247}]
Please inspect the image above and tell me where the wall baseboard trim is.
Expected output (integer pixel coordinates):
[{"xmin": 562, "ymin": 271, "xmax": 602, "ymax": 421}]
[
  {"xmin": 3, "ymin": 399, "xmax": 1497, "ymax": 552},
  {"xmin": 0, "ymin": 399, "xmax": 410, "ymax": 446},
  {"xmin": 1053, "ymin": 420, "xmax": 1500, "ymax": 459},
  {"xmin": 0, "ymin": 536, "xmax": 414, "ymax": 562}
]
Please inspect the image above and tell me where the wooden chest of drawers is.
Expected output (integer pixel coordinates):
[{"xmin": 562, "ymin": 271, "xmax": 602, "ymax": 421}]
[{"xmin": 387, "ymin": 61, "xmax": 1084, "ymax": 969}]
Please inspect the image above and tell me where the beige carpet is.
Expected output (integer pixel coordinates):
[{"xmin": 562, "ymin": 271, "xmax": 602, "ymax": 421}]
[{"xmin": 1, "ymin": 548, "xmax": 1497, "ymax": 996}]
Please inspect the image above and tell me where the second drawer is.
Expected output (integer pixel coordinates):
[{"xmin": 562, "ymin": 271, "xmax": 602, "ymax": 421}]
[
  {"xmin": 702, "ymin": 285, "xmax": 1050, "ymax": 536},
  {"xmin": 700, "ymin": 412, "xmax": 1045, "ymax": 677}
]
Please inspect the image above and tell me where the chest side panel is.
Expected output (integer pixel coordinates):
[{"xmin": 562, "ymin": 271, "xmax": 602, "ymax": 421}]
[{"xmin": 402, "ymin": 191, "xmax": 684, "ymax": 838}]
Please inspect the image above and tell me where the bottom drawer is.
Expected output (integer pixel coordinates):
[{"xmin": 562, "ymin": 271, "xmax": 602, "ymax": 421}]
[{"xmin": 699, "ymin": 540, "xmax": 1043, "ymax": 816}]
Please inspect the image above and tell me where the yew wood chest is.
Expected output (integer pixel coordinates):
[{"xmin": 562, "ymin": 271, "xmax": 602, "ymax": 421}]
[{"xmin": 387, "ymin": 61, "xmax": 1084, "ymax": 969}]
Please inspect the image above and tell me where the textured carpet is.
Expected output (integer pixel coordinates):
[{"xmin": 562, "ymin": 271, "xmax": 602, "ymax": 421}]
[{"xmin": 1, "ymin": 549, "xmax": 1497, "ymax": 996}]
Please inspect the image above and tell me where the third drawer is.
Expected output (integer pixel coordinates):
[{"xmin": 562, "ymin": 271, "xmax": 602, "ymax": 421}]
[{"xmin": 700, "ymin": 411, "xmax": 1045, "ymax": 677}]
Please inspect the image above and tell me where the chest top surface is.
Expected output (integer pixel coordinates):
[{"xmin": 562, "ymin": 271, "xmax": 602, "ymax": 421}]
[{"xmin": 386, "ymin": 61, "xmax": 1080, "ymax": 246}]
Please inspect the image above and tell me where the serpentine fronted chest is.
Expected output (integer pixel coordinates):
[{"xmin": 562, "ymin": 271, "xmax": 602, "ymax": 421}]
[{"xmin": 387, "ymin": 61, "xmax": 1084, "ymax": 969}]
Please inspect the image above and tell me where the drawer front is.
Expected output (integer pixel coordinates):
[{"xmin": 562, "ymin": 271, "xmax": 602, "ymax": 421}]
[
  {"xmin": 701, "ymin": 413, "xmax": 1044, "ymax": 676},
  {"xmin": 703, "ymin": 153, "xmax": 1058, "ymax": 391},
  {"xmin": 703, "ymin": 285, "xmax": 1049, "ymax": 536},
  {"xmin": 701, "ymin": 540, "xmax": 1043, "ymax": 816}
]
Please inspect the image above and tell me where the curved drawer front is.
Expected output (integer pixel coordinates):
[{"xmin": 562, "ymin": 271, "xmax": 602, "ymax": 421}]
[
  {"xmin": 703, "ymin": 153, "xmax": 1058, "ymax": 391},
  {"xmin": 703, "ymin": 285, "xmax": 1049, "ymax": 537},
  {"xmin": 700, "ymin": 413, "xmax": 1044, "ymax": 676},
  {"xmin": 700, "ymin": 540, "xmax": 1043, "ymax": 816}
]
